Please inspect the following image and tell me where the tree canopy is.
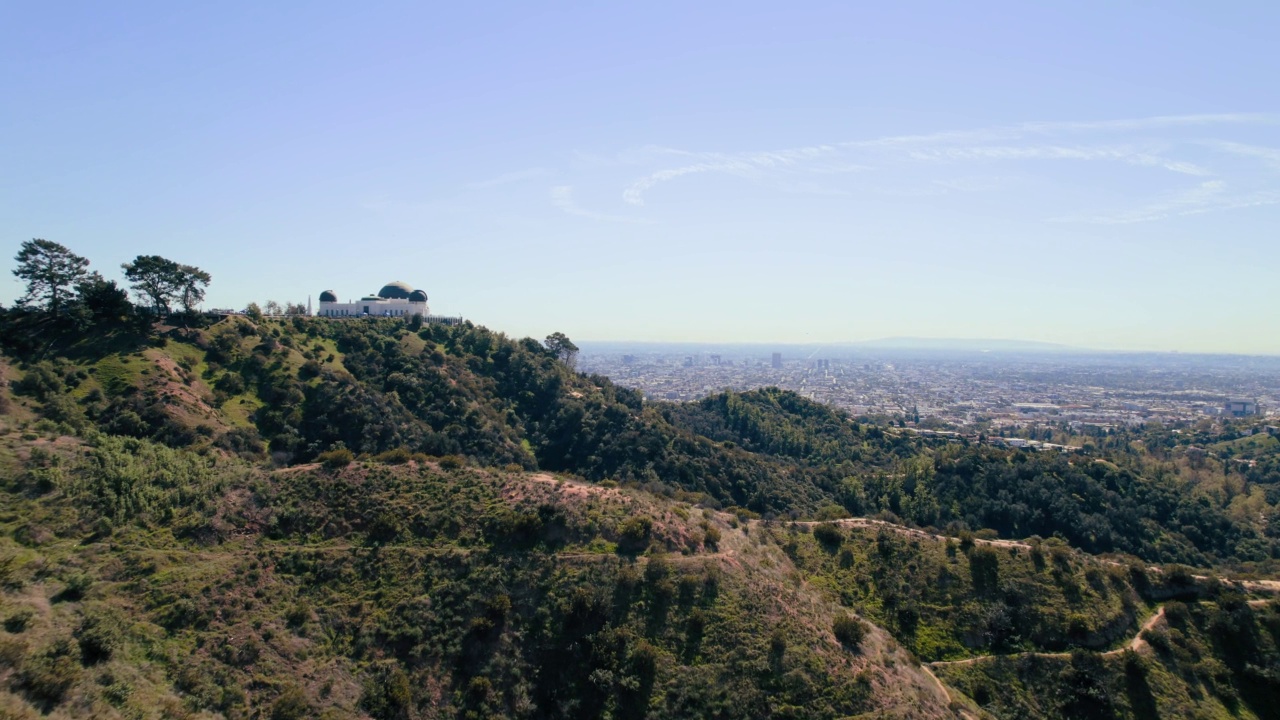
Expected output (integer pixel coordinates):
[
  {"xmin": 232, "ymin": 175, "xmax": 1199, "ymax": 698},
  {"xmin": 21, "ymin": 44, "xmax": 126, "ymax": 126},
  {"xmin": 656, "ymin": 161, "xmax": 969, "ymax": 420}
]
[
  {"xmin": 545, "ymin": 331, "xmax": 579, "ymax": 368},
  {"xmin": 121, "ymin": 255, "xmax": 210, "ymax": 315},
  {"xmin": 177, "ymin": 264, "xmax": 212, "ymax": 314},
  {"xmin": 12, "ymin": 238, "xmax": 90, "ymax": 314}
]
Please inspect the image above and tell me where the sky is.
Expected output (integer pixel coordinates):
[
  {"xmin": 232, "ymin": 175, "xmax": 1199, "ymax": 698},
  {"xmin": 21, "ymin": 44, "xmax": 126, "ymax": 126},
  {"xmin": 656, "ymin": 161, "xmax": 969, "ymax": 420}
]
[{"xmin": 2, "ymin": 1, "xmax": 1279, "ymax": 353}]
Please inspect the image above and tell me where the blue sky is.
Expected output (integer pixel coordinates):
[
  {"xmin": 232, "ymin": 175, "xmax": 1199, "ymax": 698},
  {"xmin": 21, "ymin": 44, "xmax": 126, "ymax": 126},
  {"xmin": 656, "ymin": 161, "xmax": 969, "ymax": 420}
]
[{"xmin": 2, "ymin": 2, "xmax": 1278, "ymax": 353}]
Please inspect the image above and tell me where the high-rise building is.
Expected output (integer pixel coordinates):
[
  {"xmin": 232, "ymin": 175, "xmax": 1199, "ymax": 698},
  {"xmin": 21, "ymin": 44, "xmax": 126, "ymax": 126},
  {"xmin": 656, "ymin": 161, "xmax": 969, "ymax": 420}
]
[
  {"xmin": 771, "ymin": 352, "xmax": 782, "ymax": 369},
  {"xmin": 1226, "ymin": 399, "xmax": 1260, "ymax": 417}
]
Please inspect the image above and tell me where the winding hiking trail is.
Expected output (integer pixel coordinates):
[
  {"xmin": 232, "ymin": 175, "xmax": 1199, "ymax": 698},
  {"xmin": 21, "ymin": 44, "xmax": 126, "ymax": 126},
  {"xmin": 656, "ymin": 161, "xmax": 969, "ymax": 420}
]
[
  {"xmin": 928, "ymin": 606, "xmax": 1170, "ymax": 671},
  {"xmin": 250, "ymin": 469, "xmax": 1279, "ymax": 718},
  {"xmin": 778, "ymin": 514, "xmax": 1280, "ymax": 717}
]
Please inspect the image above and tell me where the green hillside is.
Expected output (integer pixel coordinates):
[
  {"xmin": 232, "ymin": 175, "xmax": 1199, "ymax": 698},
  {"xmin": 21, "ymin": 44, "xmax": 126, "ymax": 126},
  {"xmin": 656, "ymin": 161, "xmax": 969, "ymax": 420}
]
[{"xmin": 2, "ymin": 303, "xmax": 1280, "ymax": 718}]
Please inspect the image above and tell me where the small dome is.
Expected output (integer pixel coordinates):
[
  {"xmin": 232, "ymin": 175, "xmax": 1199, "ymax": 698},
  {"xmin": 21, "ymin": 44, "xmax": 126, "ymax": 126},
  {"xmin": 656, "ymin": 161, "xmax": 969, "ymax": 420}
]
[
  {"xmin": 408, "ymin": 289, "xmax": 428, "ymax": 303},
  {"xmin": 318, "ymin": 290, "xmax": 337, "ymax": 303},
  {"xmin": 378, "ymin": 281, "xmax": 414, "ymax": 299}
]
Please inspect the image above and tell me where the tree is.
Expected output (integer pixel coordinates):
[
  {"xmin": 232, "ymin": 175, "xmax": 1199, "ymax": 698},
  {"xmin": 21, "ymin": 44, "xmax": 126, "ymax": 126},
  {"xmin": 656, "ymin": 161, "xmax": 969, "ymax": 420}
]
[
  {"xmin": 264, "ymin": 300, "xmax": 282, "ymax": 316},
  {"xmin": 121, "ymin": 256, "xmax": 209, "ymax": 316},
  {"xmin": 122, "ymin": 255, "xmax": 182, "ymax": 315},
  {"xmin": 177, "ymin": 264, "xmax": 211, "ymax": 314},
  {"xmin": 72, "ymin": 273, "xmax": 132, "ymax": 325},
  {"xmin": 833, "ymin": 615, "xmax": 867, "ymax": 649},
  {"xmin": 12, "ymin": 239, "xmax": 90, "ymax": 314},
  {"xmin": 244, "ymin": 302, "xmax": 264, "ymax": 321},
  {"xmin": 544, "ymin": 332, "xmax": 579, "ymax": 368},
  {"xmin": 284, "ymin": 302, "xmax": 307, "ymax": 316}
]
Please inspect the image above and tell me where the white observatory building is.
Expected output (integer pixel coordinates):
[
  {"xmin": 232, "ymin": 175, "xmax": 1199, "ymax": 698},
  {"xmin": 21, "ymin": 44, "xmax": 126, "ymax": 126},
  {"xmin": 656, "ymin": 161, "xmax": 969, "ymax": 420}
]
[{"xmin": 316, "ymin": 281, "xmax": 429, "ymax": 318}]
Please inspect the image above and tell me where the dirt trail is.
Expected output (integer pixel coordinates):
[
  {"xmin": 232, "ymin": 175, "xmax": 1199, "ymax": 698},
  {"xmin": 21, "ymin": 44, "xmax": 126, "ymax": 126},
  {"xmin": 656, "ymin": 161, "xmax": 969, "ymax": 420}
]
[
  {"xmin": 1126, "ymin": 606, "xmax": 1165, "ymax": 653},
  {"xmin": 788, "ymin": 517, "xmax": 1031, "ymax": 550},
  {"xmin": 929, "ymin": 606, "xmax": 1168, "ymax": 670}
]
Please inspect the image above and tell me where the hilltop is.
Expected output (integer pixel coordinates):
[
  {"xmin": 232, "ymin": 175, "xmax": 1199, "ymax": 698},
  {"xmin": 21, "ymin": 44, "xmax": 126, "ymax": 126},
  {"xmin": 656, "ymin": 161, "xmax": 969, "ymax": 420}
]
[{"xmin": 1, "ymin": 309, "xmax": 1280, "ymax": 718}]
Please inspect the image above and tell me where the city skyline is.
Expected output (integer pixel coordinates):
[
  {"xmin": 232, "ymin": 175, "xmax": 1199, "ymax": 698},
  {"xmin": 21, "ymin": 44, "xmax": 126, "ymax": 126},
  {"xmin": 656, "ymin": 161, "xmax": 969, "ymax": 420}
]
[{"xmin": 3, "ymin": 3, "xmax": 1279, "ymax": 353}]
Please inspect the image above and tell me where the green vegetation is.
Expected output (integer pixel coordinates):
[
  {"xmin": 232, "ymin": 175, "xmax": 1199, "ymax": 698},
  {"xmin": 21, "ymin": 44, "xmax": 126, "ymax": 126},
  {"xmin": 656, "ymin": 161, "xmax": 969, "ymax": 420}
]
[
  {"xmin": 4, "ymin": 240, "xmax": 1280, "ymax": 717},
  {"xmin": 0, "ymin": 438, "xmax": 938, "ymax": 718},
  {"xmin": 935, "ymin": 597, "xmax": 1280, "ymax": 719}
]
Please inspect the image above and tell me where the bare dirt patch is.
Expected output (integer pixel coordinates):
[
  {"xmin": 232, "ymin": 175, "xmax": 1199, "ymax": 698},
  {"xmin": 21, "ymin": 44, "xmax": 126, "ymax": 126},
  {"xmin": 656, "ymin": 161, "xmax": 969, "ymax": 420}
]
[{"xmin": 144, "ymin": 350, "xmax": 228, "ymax": 432}]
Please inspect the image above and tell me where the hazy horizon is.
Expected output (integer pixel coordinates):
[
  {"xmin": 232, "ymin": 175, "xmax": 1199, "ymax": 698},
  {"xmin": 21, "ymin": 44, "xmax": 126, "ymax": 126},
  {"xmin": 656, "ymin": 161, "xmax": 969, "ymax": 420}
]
[
  {"xmin": 3, "ymin": 3, "xmax": 1279, "ymax": 353},
  {"xmin": 575, "ymin": 336, "xmax": 1280, "ymax": 360}
]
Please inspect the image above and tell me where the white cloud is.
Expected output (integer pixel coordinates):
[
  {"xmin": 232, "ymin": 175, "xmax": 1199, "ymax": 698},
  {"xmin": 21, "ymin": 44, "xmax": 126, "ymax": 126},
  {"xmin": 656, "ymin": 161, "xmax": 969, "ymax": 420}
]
[
  {"xmin": 906, "ymin": 144, "xmax": 1213, "ymax": 176},
  {"xmin": 1205, "ymin": 140, "xmax": 1280, "ymax": 168},
  {"xmin": 551, "ymin": 186, "xmax": 647, "ymax": 223},
  {"xmin": 614, "ymin": 113, "xmax": 1276, "ymax": 218}
]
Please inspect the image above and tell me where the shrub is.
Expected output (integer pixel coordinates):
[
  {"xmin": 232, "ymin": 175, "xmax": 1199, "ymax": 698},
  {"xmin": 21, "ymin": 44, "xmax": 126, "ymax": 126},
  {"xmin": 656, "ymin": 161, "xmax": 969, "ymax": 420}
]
[
  {"xmin": 75, "ymin": 613, "xmax": 118, "ymax": 665},
  {"xmin": 4, "ymin": 608, "xmax": 34, "ymax": 633},
  {"xmin": 360, "ymin": 664, "xmax": 412, "ymax": 720},
  {"xmin": 1142, "ymin": 626, "xmax": 1171, "ymax": 653},
  {"xmin": 317, "ymin": 447, "xmax": 354, "ymax": 469},
  {"xmin": 53, "ymin": 573, "xmax": 92, "ymax": 603},
  {"xmin": 769, "ymin": 627, "xmax": 788, "ymax": 661},
  {"xmin": 1164, "ymin": 601, "xmax": 1191, "ymax": 628},
  {"xmin": 1050, "ymin": 545, "xmax": 1072, "ymax": 571},
  {"xmin": 1166, "ymin": 564, "xmax": 1195, "ymax": 586},
  {"xmin": 285, "ymin": 601, "xmax": 312, "ymax": 629},
  {"xmin": 617, "ymin": 516, "xmax": 653, "ymax": 553},
  {"xmin": 703, "ymin": 524, "xmax": 722, "ymax": 550},
  {"xmin": 1029, "ymin": 543, "xmax": 1046, "ymax": 570},
  {"xmin": 438, "ymin": 455, "xmax": 466, "ymax": 470},
  {"xmin": 270, "ymin": 685, "xmax": 312, "ymax": 720},
  {"xmin": 215, "ymin": 427, "xmax": 265, "ymax": 457},
  {"xmin": 969, "ymin": 546, "xmax": 1000, "ymax": 596},
  {"xmin": 373, "ymin": 447, "xmax": 411, "ymax": 464},
  {"xmin": 13, "ymin": 362, "xmax": 62, "ymax": 401},
  {"xmin": 214, "ymin": 373, "xmax": 246, "ymax": 395},
  {"xmin": 815, "ymin": 504, "xmax": 848, "ymax": 521},
  {"xmin": 15, "ymin": 637, "xmax": 81, "ymax": 707},
  {"xmin": 833, "ymin": 615, "xmax": 867, "ymax": 650},
  {"xmin": 298, "ymin": 360, "xmax": 322, "ymax": 380},
  {"xmin": 812, "ymin": 523, "xmax": 844, "ymax": 548},
  {"xmin": 0, "ymin": 637, "xmax": 23, "ymax": 667}
]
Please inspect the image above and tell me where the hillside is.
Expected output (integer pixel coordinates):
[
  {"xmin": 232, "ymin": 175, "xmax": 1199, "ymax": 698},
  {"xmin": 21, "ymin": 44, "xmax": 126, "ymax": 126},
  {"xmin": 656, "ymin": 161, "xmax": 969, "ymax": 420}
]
[
  {"xmin": 2, "ymin": 312, "xmax": 1280, "ymax": 718},
  {"xmin": 0, "ymin": 430, "xmax": 955, "ymax": 719},
  {"xmin": 6, "ymin": 313, "xmax": 1278, "ymax": 569}
]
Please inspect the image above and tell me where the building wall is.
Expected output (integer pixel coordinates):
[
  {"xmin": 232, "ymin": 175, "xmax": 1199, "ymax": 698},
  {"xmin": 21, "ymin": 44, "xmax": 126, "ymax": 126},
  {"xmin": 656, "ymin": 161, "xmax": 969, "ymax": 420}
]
[
  {"xmin": 317, "ymin": 298, "xmax": 429, "ymax": 317},
  {"xmin": 1226, "ymin": 400, "xmax": 1259, "ymax": 417}
]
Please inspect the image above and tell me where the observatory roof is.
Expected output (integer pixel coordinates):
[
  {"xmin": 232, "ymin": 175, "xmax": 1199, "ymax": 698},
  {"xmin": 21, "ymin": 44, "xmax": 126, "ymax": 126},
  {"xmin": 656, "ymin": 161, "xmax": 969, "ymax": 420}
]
[{"xmin": 377, "ymin": 281, "xmax": 415, "ymax": 299}]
